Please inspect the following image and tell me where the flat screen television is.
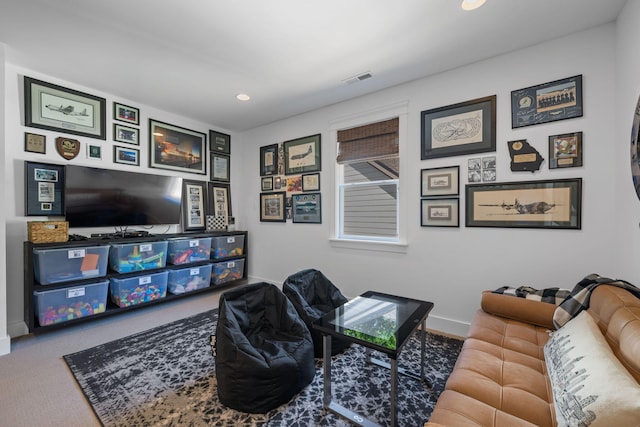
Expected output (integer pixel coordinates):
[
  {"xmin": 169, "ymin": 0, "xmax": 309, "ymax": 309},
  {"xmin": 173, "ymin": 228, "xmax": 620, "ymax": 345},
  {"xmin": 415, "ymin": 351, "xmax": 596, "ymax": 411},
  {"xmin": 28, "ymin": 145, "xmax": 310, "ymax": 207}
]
[{"xmin": 65, "ymin": 165, "xmax": 183, "ymax": 228}]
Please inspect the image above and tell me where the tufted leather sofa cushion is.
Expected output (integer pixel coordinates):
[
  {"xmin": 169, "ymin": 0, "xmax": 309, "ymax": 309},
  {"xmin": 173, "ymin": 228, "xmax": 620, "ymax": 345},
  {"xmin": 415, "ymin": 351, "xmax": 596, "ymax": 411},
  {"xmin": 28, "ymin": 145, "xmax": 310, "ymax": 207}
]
[{"xmin": 426, "ymin": 285, "xmax": 640, "ymax": 427}]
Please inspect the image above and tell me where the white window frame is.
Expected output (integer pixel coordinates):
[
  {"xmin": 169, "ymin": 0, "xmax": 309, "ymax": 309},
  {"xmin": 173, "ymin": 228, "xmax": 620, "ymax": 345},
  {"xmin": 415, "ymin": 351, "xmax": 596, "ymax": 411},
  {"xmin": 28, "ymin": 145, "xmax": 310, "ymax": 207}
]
[{"xmin": 329, "ymin": 101, "xmax": 408, "ymax": 253}]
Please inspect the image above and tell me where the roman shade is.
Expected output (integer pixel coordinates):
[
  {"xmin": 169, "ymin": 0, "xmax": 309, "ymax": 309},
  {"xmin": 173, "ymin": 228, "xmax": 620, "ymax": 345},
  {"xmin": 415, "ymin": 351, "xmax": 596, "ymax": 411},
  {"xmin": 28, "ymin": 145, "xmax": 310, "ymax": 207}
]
[{"xmin": 336, "ymin": 117, "xmax": 398, "ymax": 164}]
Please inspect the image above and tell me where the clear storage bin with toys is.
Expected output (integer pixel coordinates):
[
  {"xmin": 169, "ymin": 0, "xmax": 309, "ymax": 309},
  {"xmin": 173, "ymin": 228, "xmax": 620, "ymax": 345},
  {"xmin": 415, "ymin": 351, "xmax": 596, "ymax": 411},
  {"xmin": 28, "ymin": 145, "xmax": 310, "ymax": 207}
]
[
  {"xmin": 167, "ymin": 237, "xmax": 212, "ymax": 265},
  {"xmin": 33, "ymin": 245, "xmax": 110, "ymax": 285},
  {"xmin": 34, "ymin": 280, "xmax": 108, "ymax": 326},
  {"xmin": 109, "ymin": 270, "xmax": 168, "ymax": 307},
  {"xmin": 211, "ymin": 259, "xmax": 245, "ymax": 285},
  {"xmin": 109, "ymin": 241, "xmax": 168, "ymax": 273},
  {"xmin": 211, "ymin": 235, "xmax": 245, "ymax": 259},
  {"xmin": 167, "ymin": 263, "xmax": 212, "ymax": 294}
]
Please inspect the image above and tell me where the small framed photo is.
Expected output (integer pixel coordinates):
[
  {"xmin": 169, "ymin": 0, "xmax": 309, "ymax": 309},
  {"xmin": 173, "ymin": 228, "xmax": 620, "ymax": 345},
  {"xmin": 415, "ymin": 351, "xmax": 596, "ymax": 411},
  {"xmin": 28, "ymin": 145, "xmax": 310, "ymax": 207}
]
[
  {"xmin": 260, "ymin": 191, "xmax": 286, "ymax": 222},
  {"xmin": 211, "ymin": 153, "xmax": 230, "ymax": 182},
  {"xmin": 302, "ymin": 172, "xmax": 320, "ymax": 192},
  {"xmin": 87, "ymin": 144, "xmax": 102, "ymax": 160},
  {"xmin": 113, "ymin": 123, "xmax": 139, "ymax": 145},
  {"xmin": 182, "ymin": 180, "xmax": 207, "ymax": 231},
  {"xmin": 260, "ymin": 144, "xmax": 279, "ymax": 176},
  {"xmin": 421, "ymin": 166, "xmax": 459, "ymax": 197},
  {"xmin": 113, "ymin": 102, "xmax": 139, "ymax": 125},
  {"xmin": 210, "ymin": 130, "xmax": 230, "ymax": 155},
  {"xmin": 274, "ymin": 176, "xmax": 283, "ymax": 190},
  {"xmin": 25, "ymin": 161, "xmax": 65, "ymax": 216},
  {"xmin": 24, "ymin": 132, "xmax": 46, "ymax": 154},
  {"xmin": 283, "ymin": 134, "xmax": 321, "ymax": 175},
  {"xmin": 261, "ymin": 176, "xmax": 274, "ymax": 191},
  {"xmin": 113, "ymin": 145, "xmax": 140, "ymax": 166},
  {"xmin": 421, "ymin": 198, "xmax": 459, "ymax": 227},
  {"xmin": 208, "ymin": 182, "xmax": 232, "ymax": 221},
  {"xmin": 549, "ymin": 131, "xmax": 583, "ymax": 169},
  {"xmin": 292, "ymin": 193, "xmax": 321, "ymax": 224}
]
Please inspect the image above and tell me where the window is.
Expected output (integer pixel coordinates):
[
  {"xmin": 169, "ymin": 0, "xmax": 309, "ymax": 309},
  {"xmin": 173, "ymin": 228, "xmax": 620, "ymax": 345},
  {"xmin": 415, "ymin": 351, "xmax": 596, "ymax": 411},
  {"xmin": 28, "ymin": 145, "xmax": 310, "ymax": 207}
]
[{"xmin": 336, "ymin": 117, "xmax": 400, "ymax": 242}]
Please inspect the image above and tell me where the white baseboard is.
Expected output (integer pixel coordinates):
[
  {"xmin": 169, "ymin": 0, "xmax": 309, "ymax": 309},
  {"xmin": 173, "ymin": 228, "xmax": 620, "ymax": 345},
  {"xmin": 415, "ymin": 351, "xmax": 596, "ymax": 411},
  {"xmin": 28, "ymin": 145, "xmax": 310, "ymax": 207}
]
[
  {"xmin": 0, "ymin": 333, "xmax": 10, "ymax": 356},
  {"xmin": 426, "ymin": 315, "xmax": 470, "ymax": 338},
  {"xmin": 8, "ymin": 320, "xmax": 29, "ymax": 340}
]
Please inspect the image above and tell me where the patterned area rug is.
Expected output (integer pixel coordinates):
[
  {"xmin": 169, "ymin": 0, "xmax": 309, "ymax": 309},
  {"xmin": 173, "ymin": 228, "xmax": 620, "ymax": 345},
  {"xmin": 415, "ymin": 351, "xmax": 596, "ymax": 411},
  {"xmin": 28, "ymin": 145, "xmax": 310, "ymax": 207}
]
[{"xmin": 64, "ymin": 309, "xmax": 463, "ymax": 427}]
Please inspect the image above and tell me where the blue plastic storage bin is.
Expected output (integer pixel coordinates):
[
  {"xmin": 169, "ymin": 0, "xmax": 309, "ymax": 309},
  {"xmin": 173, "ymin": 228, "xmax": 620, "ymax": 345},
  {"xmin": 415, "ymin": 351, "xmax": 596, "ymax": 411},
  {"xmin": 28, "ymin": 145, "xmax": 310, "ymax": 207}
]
[
  {"xmin": 34, "ymin": 280, "xmax": 108, "ymax": 326},
  {"xmin": 211, "ymin": 235, "xmax": 245, "ymax": 259},
  {"xmin": 167, "ymin": 237, "xmax": 212, "ymax": 265},
  {"xmin": 109, "ymin": 241, "xmax": 168, "ymax": 273},
  {"xmin": 167, "ymin": 263, "xmax": 212, "ymax": 294},
  {"xmin": 33, "ymin": 245, "xmax": 110, "ymax": 285},
  {"xmin": 109, "ymin": 270, "xmax": 168, "ymax": 307},
  {"xmin": 211, "ymin": 259, "xmax": 245, "ymax": 285}
]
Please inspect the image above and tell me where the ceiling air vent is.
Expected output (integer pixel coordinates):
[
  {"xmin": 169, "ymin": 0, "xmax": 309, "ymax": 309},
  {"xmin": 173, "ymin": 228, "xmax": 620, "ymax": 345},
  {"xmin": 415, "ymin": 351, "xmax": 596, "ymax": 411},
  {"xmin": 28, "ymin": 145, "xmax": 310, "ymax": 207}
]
[{"xmin": 343, "ymin": 72, "xmax": 373, "ymax": 85}]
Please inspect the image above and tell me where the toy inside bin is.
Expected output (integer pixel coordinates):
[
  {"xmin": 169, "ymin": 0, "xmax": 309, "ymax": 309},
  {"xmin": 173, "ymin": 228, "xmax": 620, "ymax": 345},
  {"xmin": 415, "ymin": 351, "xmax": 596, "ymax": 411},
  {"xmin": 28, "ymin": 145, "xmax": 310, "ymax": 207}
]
[
  {"xmin": 34, "ymin": 280, "xmax": 108, "ymax": 326},
  {"xmin": 211, "ymin": 235, "xmax": 245, "ymax": 259},
  {"xmin": 33, "ymin": 245, "xmax": 110, "ymax": 285},
  {"xmin": 167, "ymin": 237, "xmax": 212, "ymax": 265},
  {"xmin": 109, "ymin": 271, "xmax": 168, "ymax": 307},
  {"xmin": 109, "ymin": 241, "xmax": 168, "ymax": 273},
  {"xmin": 211, "ymin": 259, "xmax": 245, "ymax": 285},
  {"xmin": 167, "ymin": 264, "xmax": 212, "ymax": 294}
]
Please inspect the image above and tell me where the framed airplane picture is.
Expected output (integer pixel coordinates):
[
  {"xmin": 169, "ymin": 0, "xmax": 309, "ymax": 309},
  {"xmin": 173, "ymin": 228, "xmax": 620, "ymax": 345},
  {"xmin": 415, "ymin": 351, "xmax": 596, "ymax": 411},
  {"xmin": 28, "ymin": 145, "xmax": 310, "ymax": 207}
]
[{"xmin": 283, "ymin": 134, "xmax": 321, "ymax": 175}]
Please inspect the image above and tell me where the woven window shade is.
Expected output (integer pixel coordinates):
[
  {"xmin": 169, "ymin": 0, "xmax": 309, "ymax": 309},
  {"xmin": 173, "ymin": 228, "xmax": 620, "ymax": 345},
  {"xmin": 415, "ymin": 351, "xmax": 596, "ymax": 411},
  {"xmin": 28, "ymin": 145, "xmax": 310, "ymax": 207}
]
[{"xmin": 337, "ymin": 117, "xmax": 398, "ymax": 164}]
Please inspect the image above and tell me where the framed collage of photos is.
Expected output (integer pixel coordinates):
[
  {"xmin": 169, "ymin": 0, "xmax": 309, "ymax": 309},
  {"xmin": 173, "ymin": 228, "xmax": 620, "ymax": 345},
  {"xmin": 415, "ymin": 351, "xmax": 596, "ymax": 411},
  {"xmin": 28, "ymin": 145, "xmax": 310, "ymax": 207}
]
[
  {"xmin": 182, "ymin": 180, "xmax": 207, "ymax": 231},
  {"xmin": 25, "ymin": 161, "xmax": 65, "ymax": 216}
]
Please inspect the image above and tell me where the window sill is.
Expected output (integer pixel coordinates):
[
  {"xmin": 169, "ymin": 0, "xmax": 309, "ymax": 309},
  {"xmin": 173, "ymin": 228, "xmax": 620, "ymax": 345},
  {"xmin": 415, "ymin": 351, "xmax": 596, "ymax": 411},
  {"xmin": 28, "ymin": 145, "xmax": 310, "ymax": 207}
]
[{"xmin": 329, "ymin": 238, "xmax": 408, "ymax": 254}]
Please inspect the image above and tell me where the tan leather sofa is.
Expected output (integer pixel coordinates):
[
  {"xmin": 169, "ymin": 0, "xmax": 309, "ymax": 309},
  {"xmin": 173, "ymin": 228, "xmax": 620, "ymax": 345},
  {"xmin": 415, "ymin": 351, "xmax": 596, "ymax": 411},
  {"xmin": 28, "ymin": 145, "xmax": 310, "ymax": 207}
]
[{"xmin": 426, "ymin": 285, "xmax": 640, "ymax": 427}]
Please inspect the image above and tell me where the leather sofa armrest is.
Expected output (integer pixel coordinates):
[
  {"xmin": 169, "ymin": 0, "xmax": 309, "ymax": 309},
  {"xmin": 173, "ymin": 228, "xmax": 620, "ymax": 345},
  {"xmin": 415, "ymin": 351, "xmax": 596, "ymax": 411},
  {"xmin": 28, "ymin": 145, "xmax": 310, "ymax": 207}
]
[
  {"xmin": 424, "ymin": 423, "xmax": 445, "ymax": 427},
  {"xmin": 481, "ymin": 291, "xmax": 556, "ymax": 330}
]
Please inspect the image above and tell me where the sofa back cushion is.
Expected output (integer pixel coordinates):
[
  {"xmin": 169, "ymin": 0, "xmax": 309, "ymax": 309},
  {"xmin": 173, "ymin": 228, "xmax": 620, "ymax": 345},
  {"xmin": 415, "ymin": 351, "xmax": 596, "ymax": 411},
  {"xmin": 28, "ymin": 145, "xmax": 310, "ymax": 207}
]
[{"xmin": 586, "ymin": 285, "xmax": 640, "ymax": 384}]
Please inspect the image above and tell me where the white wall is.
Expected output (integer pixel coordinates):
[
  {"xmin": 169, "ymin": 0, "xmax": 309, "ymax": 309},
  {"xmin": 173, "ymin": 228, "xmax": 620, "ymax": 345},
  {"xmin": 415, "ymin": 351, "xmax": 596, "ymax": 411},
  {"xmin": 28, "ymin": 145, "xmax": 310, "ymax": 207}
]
[
  {"xmin": 614, "ymin": 0, "xmax": 640, "ymax": 278},
  {"xmin": 3, "ymin": 64, "xmax": 237, "ymax": 339},
  {"xmin": 239, "ymin": 24, "xmax": 620, "ymax": 336},
  {"xmin": 0, "ymin": 43, "xmax": 10, "ymax": 355}
]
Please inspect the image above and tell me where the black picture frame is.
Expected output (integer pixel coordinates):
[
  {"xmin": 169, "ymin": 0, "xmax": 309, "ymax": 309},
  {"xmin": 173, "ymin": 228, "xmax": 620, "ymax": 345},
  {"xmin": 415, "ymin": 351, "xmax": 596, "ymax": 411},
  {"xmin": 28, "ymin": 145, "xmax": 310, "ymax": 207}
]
[
  {"xmin": 113, "ymin": 102, "xmax": 140, "ymax": 125},
  {"xmin": 113, "ymin": 123, "xmax": 139, "ymax": 145},
  {"xmin": 25, "ymin": 161, "xmax": 65, "ymax": 216},
  {"xmin": 260, "ymin": 191, "xmax": 286, "ymax": 222},
  {"xmin": 465, "ymin": 178, "xmax": 582, "ymax": 229},
  {"xmin": 511, "ymin": 75, "xmax": 583, "ymax": 128},
  {"xmin": 208, "ymin": 182, "xmax": 232, "ymax": 220},
  {"xmin": 260, "ymin": 143, "xmax": 279, "ymax": 176},
  {"xmin": 302, "ymin": 172, "xmax": 320, "ymax": 192},
  {"xmin": 113, "ymin": 146, "xmax": 140, "ymax": 166},
  {"xmin": 549, "ymin": 131, "xmax": 583, "ymax": 169},
  {"xmin": 421, "ymin": 198, "xmax": 459, "ymax": 227},
  {"xmin": 420, "ymin": 166, "xmax": 459, "ymax": 197},
  {"xmin": 261, "ymin": 176, "xmax": 274, "ymax": 191},
  {"xmin": 24, "ymin": 76, "xmax": 106, "ymax": 140},
  {"xmin": 210, "ymin": 130, "xmax": 231, "ymax": 155},
  {"xmin": 149, "ymin": 119, "xmax": 207, "ymax": 175},
  {"xmin": 421, "ymin": 95, "xmax": 496, "ymax": 159},
  {"xmin": 182, "ymin": 180, "xmax": 207, "ymax": 231},
  {"xmin": 210, "ymin": 153, "xmax": 230, "ymax": 182},
  {"xmin": 283, "ymin": 134, "xmax": 321, "ymax": 175},
  {"xmin": 292, "ymin": 192, "xmax": 322, "ymax": 224}
]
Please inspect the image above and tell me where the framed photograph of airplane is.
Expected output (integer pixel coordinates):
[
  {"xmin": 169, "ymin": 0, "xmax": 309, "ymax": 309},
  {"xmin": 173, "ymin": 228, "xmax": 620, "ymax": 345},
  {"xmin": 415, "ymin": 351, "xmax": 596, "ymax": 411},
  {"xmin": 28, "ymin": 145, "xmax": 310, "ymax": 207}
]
[
  {"xmin": 149, "ymin": 119, "xmax": 207, "ymax": 175},
  {"xmin": 283, "ymin": 134, "xmax": 321, "ymax": 175},
  {"xmin": 24, "ymin": 76, "xmax": 106, "ymax": 140},
  {"xmin": 465, "ymin": 178, "xmax": 582, "ymax": 229}
]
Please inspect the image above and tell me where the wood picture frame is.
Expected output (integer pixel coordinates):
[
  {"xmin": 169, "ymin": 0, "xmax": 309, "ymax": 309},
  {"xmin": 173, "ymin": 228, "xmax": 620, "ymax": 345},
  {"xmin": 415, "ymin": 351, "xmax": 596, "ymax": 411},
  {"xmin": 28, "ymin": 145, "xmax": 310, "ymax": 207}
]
[
  {"xmin": 465, "ymin": 178, "xmax": 582, "ymax": 229},
  {"xmin": 549, "ymin": 131, "xmax": 583, "ymax": 169},
  {"xmin": 182, "ymin": 180, "xmax": 207, "ymax": 231},
  {"xmin": 210, "ymin": 130, "xmax": 231, "ymax": 155},
  {"xmin": 260, "ymin": 143, "xmax": 279, "ymax": 176},
  {"xmin": 421, "ymin": 95, "xmax": 496, "ymax": 159},
  {"xmin": 511, "ymin": 75, "xmax": 583, "ymax": 128},
  {"xmin": 113, "ymin": 102, "xmax": 140, "ymax": 125},
  {"xmin": 149, "ymin": 119, "xmax": 207, "ymax": 175},
  {"xmin": 25, "ymin": 161, "xmax": 65, "ymax": 216},
  {"xmin": 292, "ymin": 192, "xmax": 322, "ymax": 224},
  {"xmin": 113, "ymin": 123, "xmax": 139, "ymax": 145},
  {"xmin": 113, "ymin": 145, "xmax": 140, "ymax": 166},
  {"xmin": 283, "ymin": 134, "xmax": 321, "ymax": 175},
  {"xmin": 420, "ymin": 166, "xmax": 459, "ymax": 197},
  {"xmin": 260, "ymin": 191, "xmax": 286, "ymax": 222},
  {"xmin": 421, "ymin": 198, "xmax": 459, "ymax": 227},
  {"xmin": 24, "ymin": 76, "xmax": 106, "ymax": 140}
]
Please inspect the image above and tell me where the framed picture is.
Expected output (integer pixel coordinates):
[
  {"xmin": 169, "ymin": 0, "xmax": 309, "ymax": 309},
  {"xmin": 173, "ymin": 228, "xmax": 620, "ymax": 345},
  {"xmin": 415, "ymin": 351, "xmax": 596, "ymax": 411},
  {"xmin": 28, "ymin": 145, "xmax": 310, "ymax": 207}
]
[
  {"xmin": 208, "ymin": 182, "xmax": 232, "ymax": 221},
  {"xmin": 421, "ymin": 95, "xmax": 496, "ymax": 160},
  {"xmin": 24, "ymin": 76, "xmax": 106, "ymax": 140},
  {"xmin": 211, "ymin": 153, "xmax": 230, "ymax": 182},
  {"xmin": 149, "ymin": 119, "xmax": 207, "ymax": 175},
  {"xmin": 274, "ymin": 176, "xmax": 283, "ymax": 190},
  {"xmin": 420, "ymin": 166, "xmax": 459, "ymax": 197},
  {"xmin": 113, "ymin": 146, "xmax": 140, "ymax": 166},
  {"xmin": 421, "ymin": 198, "xmax": 459, "ymax": 227},
  {"xmin": 549, "ymin": 132, "xmax": 583, "ymax": 169},
  {"xmin": 87, "ymin": 144, "xmax": 102, "ymax": 160},
  {"xmin": 283, "ymin": 134, "xmax": 321, "ymax": 175},
  {"xmin": 302, "ymin": 172, "xmax": 320, "ymax": 192},
  {"xmin": 210, "ymin": 130, "xmax": 230, "ymax": 155},
  {"xmin": 292, "ymin": 193, "xmax": 322, "ymax": 224},
  {"xmin": 260, "ymin": 191, "xmax": 286, "ymax": 222},
  {"xmin": 113, "ymin": 102, "xmax": 140, "ymax": 125},
  {"xmin": 465, "ymin": 178, "xmax": 582, "ymax": 229},
  {"xmin": 182, "ymin": 180, "xmax": 207, "ymax": 231},
  {"xmin": 25, "ymin": 161, "xmax": 65, "ymax": 216},
  {"xmin": 511, "ymin": 75, "xmax": 583, "ymax": 128},
  {"xmin": 260, "ymin": 144, "xmax": 279, "ymax": 176},
  {"xmin": 261, "ymin": 176, "xmax": 274, "ymax": 191},
  {"xmin": 25, "ymin": 132, "xmax": 46, "ymax": 154},
  {"xmin": 113, "ymin": 123, "xmax": 139, "ymax": 145}
]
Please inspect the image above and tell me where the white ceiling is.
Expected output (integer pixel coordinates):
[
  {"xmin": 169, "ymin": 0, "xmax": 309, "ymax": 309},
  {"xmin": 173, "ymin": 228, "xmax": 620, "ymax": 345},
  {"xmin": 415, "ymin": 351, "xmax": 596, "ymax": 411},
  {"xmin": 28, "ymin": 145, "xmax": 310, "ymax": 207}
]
[{"xmin": 0, "ymin": 0, "xmax": 627, "ymax": 132}]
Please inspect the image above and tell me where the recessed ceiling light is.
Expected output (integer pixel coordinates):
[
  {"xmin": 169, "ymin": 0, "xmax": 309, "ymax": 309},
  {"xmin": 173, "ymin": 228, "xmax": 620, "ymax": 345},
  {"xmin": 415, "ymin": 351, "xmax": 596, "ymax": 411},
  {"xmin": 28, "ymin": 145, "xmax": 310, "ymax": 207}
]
[
  {"xmin": 236, "ymin": 93, "xmax": 251, "ymax": 101},
  {"xmin": 461, "ymin": 0, "xmax": 486, "ymax": 11}
]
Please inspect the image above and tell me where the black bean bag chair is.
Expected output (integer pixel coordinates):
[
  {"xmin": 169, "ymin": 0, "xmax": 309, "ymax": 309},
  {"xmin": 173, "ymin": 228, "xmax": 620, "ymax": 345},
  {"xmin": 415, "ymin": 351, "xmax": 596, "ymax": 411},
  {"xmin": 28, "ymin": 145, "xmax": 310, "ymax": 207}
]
[
  {"xmin": 215, "ymin": 282, "xmax": 315, "ymax": 413},
  {"xmin": 282, "ymin": 269, "xmax": 351, "ymax": 358}
]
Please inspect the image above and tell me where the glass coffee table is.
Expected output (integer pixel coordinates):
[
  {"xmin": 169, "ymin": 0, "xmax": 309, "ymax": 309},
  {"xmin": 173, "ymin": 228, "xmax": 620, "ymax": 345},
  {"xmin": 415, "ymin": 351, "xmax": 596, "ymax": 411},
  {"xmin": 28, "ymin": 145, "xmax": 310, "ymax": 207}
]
[{"xmin": 313, "ymin": 291, "xmax": 434, "ymax": 427}]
